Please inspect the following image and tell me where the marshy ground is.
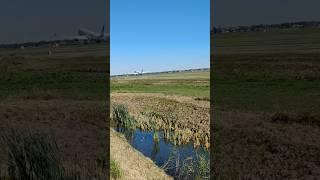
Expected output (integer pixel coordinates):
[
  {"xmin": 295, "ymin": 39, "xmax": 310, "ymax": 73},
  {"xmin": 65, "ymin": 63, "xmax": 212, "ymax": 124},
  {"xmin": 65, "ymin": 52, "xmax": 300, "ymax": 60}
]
[
  {"xmin": 111, "ymin": 93, "xmax": 210, "ymax": 148},
  {"xmin": 212, "ymin": 28, "xmax": 320, "ymax": 179},
  {"xmin": 111, "ymin": 70, "xmax": 210, "ymax": 179}
]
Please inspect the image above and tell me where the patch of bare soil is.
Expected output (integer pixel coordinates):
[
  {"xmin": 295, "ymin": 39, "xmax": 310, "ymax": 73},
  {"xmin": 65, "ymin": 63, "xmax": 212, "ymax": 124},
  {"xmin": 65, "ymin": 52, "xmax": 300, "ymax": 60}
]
[
  {"xmin": 212, "ymin": 109, "xmax": 320, "ymax": 179},
  {"xmin": 0, "ymin": 100, "xmax": 107, "ymax": 173},
  {"xmin": 110, "ymin": 129, "xmax": 172, "ymax": 180},
  {"xmin": 111, "ymin": 93, "xmax": 210, "ymax": 148}
]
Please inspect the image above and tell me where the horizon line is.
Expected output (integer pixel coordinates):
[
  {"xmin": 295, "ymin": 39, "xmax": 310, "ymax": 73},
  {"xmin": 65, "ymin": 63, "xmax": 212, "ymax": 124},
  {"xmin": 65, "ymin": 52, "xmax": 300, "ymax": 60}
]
[{"xmin": 111, "ymin": 67, "xmax": 210, "ymax": 76}]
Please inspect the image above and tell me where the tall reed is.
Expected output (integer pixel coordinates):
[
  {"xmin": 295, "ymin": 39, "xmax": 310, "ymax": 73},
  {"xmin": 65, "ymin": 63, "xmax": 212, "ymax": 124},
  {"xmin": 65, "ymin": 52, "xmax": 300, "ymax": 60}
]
[{"xmin": 112, "ymin": 104, "xmax": 136, "ymax": 129}]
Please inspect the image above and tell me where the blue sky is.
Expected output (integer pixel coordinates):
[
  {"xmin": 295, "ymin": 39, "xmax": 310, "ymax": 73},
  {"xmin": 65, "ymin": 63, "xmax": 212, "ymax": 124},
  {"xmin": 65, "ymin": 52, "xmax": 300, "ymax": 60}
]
[{"xmin": 111, "ymin": 0, "xmax": 210, "ymax": 75}]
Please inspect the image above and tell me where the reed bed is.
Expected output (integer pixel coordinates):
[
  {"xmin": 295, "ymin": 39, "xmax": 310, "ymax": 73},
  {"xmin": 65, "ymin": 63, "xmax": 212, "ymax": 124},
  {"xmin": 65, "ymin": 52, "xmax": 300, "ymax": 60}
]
[
  {"xmin": 161, "ymin": 147, "xmax": 210, "ymax": 179},
  {"xmin": 112, "ymin": 103, "xmax": 210, "ymax": 149}
]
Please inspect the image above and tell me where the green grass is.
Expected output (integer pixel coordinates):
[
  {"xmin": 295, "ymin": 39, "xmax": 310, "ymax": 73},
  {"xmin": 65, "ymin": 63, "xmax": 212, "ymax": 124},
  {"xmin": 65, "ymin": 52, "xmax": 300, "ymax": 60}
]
[
  {"xmin": 213, "ymin": 53, "xmax": 320, "ymax": 113},
  {"xmin": 161, "ymin": 147, "xmax": 210, "ymax": 179},
  {"xmin": 112, "ymin": 104, "xmax": 136, "ymax": 129},
  {"xmin": 0, "ymin": 50, "xmax": 108, "ymax": 101},
  {"xmin": 111, "ymin": 71, "xmax": 210, "ymax": 98},
  {"xmin": 215, "ymin": 27, "xmax": 320, "ymax": 54},
  {"xmin": 110, "ymin": 158, "xmax": 122, "ymax": 179},
  {"xmin": 213, "ymin": 28, "xmax": 320, "ymax": 113},
  {"xmin": 116, "ymin": 71, "xmax": 209, "ymax": 80}
]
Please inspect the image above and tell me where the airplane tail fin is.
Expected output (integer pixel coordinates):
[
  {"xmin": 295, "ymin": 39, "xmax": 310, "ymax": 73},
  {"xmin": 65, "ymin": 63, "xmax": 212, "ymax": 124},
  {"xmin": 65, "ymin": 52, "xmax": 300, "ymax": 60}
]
[{"xmin": 101, "ymin": 25, "xmax": 105, "ymax": 37}]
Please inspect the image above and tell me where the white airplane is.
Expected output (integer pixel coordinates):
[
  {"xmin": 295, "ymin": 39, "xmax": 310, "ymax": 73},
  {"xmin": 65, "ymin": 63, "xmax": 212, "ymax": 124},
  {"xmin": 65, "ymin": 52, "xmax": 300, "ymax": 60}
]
[
  {"xmin": 133, "ymin": 69, "xmax": 147, "ymax": 75},
  {"xmin": 65, "ymin": 25, "xmax": 108, "ymax": 42}
]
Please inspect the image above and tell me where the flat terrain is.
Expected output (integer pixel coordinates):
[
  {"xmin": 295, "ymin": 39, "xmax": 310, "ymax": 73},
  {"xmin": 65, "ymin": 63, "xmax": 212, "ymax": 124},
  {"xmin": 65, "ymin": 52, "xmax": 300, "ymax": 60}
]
[
  {"xmin": 0, "ymin": 44, "xmax": 108, "ymax": 177},
  {"xmin": 212, "ymin": 28, "xmax": 320, "ymax": 179},
  {"xmin": 215, "ymin": 28, "xmax": 320, "ymax": 54},
  {"xmin": 111, "ymin": 71, "xmax": 210, "ymax": 98}
]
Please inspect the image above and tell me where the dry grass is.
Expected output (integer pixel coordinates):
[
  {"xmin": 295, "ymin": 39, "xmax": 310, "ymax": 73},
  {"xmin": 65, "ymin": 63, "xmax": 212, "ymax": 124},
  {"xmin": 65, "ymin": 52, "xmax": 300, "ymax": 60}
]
[
  {"xmin": 111, "ymin": 93, "xmax": 210, "ymax": 149},
  {"xmin": 212, "ymin": 109, "xmax": 320, "ymax": 179},
  {"xmin": 0, "ymin": 100, "xmax": 108, "ymax": 177},
  {"xmin": 0, "ymin": 128, "xmax": 108, "ymax": 179}
]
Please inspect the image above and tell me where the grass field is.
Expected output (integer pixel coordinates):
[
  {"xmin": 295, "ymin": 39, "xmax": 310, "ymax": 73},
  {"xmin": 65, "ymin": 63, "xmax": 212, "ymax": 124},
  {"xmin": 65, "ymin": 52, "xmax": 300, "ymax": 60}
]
[
  {"xmin": 0, "ymin": 44, "xmax": 108, "ymax": 101},
  {"xmin": 213, "ymin": 53, "xmax": 320, "ymax": 113},
  {"xmin": 0, "ymin": 43, "xmax": 109, "ymax": 179},
  {"xmin": 111, "ymin": 70, "xmax": 210, "ymax": 98},
  {"xmin": 212, "ymin": 28, "xmax": 320, "ymax": 179},
  {"xmin": 215, "ymin": 28, "xmax": 320, "ymax": 54}
]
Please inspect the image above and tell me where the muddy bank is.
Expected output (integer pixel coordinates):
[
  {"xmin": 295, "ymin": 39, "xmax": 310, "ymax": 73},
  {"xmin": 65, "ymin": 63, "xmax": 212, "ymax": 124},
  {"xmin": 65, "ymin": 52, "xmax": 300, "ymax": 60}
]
[{"xmin": 110, "ymin": 129, "xmax": 172, "ymax": 180}]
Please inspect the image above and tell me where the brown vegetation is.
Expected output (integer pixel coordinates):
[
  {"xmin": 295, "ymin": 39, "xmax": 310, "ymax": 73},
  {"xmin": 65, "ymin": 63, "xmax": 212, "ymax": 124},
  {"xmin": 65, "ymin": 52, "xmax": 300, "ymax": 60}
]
[
  {"xmin": 0, "ymin": 100, "xmax": 107, "ymax": 177},
  {"xmin": 212, "ymin": 109, "xmax": 320, "ymax": 179},
  {"xmin": 111, "ymin": 93, "xmax": 210, "ymax": 149}
]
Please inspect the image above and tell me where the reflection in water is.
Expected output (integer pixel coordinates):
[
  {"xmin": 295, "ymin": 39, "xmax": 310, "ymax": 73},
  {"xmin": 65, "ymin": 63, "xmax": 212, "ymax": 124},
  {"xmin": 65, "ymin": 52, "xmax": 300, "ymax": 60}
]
[
  {"xmin": 114, "ymin": 127, "xmax": 209, "ymax": 178},
  {"xmin": 151, "ymin": 137, "xmax": 159, "ymax": 161}
]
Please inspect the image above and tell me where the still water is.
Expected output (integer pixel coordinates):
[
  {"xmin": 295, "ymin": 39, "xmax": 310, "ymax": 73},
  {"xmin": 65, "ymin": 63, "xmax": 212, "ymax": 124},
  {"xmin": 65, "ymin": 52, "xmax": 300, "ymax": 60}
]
[{"xmin": 114, "ymin": 127, "xmax": 209, "ymax": 178}]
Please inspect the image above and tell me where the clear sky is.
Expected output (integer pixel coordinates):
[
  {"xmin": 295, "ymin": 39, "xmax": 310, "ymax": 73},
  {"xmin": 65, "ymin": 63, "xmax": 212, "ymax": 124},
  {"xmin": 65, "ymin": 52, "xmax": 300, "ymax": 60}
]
[
  {"xmin": 111, "ymin": 0, "xmax": 210, "ymax": 75},
  {"xmin": 0, "ymin": 0, "xmax": 108, "ymax": 44}
]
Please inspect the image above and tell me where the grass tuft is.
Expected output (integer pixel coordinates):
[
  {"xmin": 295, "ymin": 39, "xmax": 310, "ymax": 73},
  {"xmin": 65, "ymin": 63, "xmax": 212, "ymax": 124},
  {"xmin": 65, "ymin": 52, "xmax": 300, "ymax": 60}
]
[
  {"xmin": 0, "ymin": 128, "xmax": 108, "ymax": 179},
  {"xmin": 161, "ymin": 147, "xmax": 210, "ymax": 179},
  {"xmin": 112, "ymin": 104, "xmax": 136, "ymax": 129},
  {"xmin": 110, "ymin": 158, "xmax": 122, "ymax": 179},
  {"xmin": 0, "ymin": 128, "xmax": 64, "ymax": 179}
]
